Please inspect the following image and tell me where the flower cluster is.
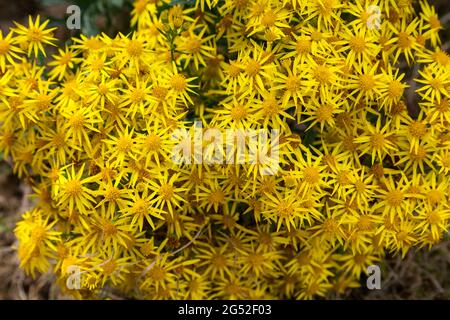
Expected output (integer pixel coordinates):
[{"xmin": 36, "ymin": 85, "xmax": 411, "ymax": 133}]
[{"xmin": 0, "ymin": 0, "xmax": 449, "ymax": 299}]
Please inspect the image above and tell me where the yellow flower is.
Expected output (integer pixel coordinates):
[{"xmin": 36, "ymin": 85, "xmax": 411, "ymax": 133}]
[
  {"xmin": 176, "ymin": 24, "xmax": 216, "ymax": 69},
  {"xmin": 122, "ymin": 188, "xmax": 164, "ymax": 231},
  {"xmin": 337, "ymin": 24, "xmax": 381, "ymax": 67},
  {"xmin": 147, "ymin": 170, "xmax": 187, "ymax": 217},
  {"xmin": 48, "ymin": 46, "xmax": 81, "ymax": 80},
  {"xmin": 13, "ymin": 15, "xmax": 56, "ymax": 58},
  {"xmin": 390, "ymin": 18, "xmax": 420, "ymax": 65},
  {"xmin": 354, "ymin": 117, "xmax": 397, "ymax": 163},
  {"xmin": 0, "ymin": 30, "xmax": 22, "ymax": 72},
  {"xmin": 373, "ymin": 174, "xmax": 411, "ymax": 219},
  {"xmin": 1, "ymin": 0, "xmax": 449, "ymax": 300},
  {"xmin": 416, "ymin": 64, "xmax": 450, "ymax": 102},
  {"xmin": 53, "ymin": 164, "xmax": 97, "ymax": 214}
]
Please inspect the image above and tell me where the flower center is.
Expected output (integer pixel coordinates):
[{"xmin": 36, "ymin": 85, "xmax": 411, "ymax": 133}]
[
  {"xmin": 285, "ymin": 75, "xmax": 301, "ymax": 92},
  {"xmin": 65, "ymin": 179, "xmax": 82, "ymax": 197},
  {"xmin": 386, "ymin": 190, "xmax": 404, "ymax": 207},
  {"xmin": 303, "ymin": 166, "xmax": 320, "ymax": 185},
  {"xmin": 0, "ymin": 40, "xmax": 10, "ymax": 55},
  {"xmin": 159, "ymin": 183, "xmax": 174, "ymax": 200},
  {"xmin": 388, "ymin": 80, "xmax": 404, "ymax": 99},
  {"xmin": 127, "ymin": 40, "xmax": 143, "ymax": 57},
  {"xmin": 27, "ymin": 28, "xmax": 43, "ymax": 42},
  {"xmin": 408, "ymin": 121, "xmax": 427, "ymax": 138},
  {"xmin": 170, "ymin": 74, "xmax": 187, "ymax": 91},
  {"xmin": 230, "ymin": 105, "xmax": 247, "ymax": 121},
  {"xmin": 245, "ymin": 59, "xmax": 261, "ymax": 77},
  {"xmin": 398, "ymin": 32, "xmax": 412, "ymax": 49},
  {"xmin": 359, "ymin": 74, "xmax": 375, "ymax": 91},
  {"xmin": 261, "ymin": 10, "xmax": 276, "ymax": 27},
  {"xmin": 349, "ymin": 36, "xmax": 366, "ymax": 53}
]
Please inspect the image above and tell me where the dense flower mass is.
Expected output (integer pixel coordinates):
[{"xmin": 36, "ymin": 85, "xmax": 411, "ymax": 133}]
[{"xmin": 0, "ymin": 0, "xmax": 449, "ymax": 299}]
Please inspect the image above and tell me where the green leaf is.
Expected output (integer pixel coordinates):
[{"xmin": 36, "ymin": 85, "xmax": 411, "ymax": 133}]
[
  {"xmin": 83, "ymin": 18, "xmax": 99, "ymax": 36},
  {"xmin": 82, "ymin": 5, "xmax": 100, "ymax": 36},
  {"xmin": 37, "ymin": 51, "xmax": 45, "ymax": 66},
  {"xmin": 75, "ymin": 0, "xmax": 97, "ymax": 9},
  {"xmin": 110, "ymin": 0, "xmax": 125, "ymax": 7},
  {"xmin": 41, "ymin": 0, "xmax": 64, "ymax": 5},
  {"xmin": 96, "ymin": 0, "xmax": 106, "ymax": 12}
]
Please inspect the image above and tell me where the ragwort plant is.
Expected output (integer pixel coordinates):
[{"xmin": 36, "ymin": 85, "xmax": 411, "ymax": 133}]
[{"xmin": 0, "ymin": 0, "xmax": 449, "ymax": 299}]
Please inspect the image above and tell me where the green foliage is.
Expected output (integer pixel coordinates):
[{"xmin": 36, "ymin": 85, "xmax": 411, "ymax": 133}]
[{"xmin": 41, "ymin": 0, "xmax": 133, "ymax": 36}]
